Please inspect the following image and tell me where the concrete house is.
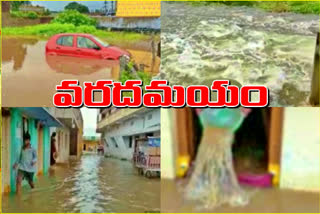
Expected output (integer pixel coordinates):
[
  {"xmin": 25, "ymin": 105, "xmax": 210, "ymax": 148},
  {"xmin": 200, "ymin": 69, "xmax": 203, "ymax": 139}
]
[
  {"xmin": 1, "ymin": 107, "xmax": 62, "ymax": 193},
  {"xmin": 50, "ymin": 108, "xmax": 84, "ymax": 162},
  {"xmin": 1, "ymin": 108, "xmax": 84, "ymax": 194},
  {"xmin": 97, "ymin": 108, "xmax": 160, "ymax": 160}
]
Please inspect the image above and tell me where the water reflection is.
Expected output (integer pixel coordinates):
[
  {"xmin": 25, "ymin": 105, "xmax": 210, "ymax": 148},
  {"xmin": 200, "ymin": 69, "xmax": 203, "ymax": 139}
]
[
  {"xmin": 2, "ymin": 155, "xmax": 160, "ymax": 213},
  {"xmin": 2, "ymin": 37, "xmax": 119, "ymax": 107},
  {"xmin": 2, "ymin": 37, "xmax": 38, "ymax": 71},
  {"xmin": 45, "ymin": 55, "xmax": 118, "ymax": 75}
]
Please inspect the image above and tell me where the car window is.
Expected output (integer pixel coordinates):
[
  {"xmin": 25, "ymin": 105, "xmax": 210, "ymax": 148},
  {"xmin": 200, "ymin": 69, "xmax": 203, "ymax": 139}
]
[
  {"xmin": 93, "ymin": 36, "xmax": 109, "ymax": 47},
  {"xmin": 56, "ymin": 36, "xmax": 74, "ymax": 47},
  {"xmin": 77, "ymin": 36, "xmax": 99, "ymax": 49}
]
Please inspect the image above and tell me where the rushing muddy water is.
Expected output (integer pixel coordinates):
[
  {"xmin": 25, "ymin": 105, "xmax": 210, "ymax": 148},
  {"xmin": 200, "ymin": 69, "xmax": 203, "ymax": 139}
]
[
  {"xmin": 2, "ymin": 37, "xmax": 159, "ymax": 107},
  {"xmin": 161, "ymin": 3, "xmax": 319, "ymax": 106},
  {"xmin": 2, "ymin": 155, "xmax": 160, "ymax": 213},
  {"xmin": 161, "ymin": 179, "xmax": 319, "ymax": 213}
]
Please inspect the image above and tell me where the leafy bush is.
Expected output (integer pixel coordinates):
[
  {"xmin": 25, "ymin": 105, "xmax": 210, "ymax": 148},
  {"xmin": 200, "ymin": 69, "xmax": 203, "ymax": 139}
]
[
  {"xmin": 11, "ymin": 11, "xmax": 39, "ymax": 19},
  {"xmin": 51, "ymin": 10, "xmax": 97, "ymax": 26},
  {"xmin": 26, "ymin": 11, "xmax": 38, "ymax": 19}
]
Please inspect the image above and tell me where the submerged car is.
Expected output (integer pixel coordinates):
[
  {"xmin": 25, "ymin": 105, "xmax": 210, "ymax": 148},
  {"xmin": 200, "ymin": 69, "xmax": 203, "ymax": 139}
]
[{"xmin": 45, "ymin": 33, "xmax": 131, "ymax": 60}]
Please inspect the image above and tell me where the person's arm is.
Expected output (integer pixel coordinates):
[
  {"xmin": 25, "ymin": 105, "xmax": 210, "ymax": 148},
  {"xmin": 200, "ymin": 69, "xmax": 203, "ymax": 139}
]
[
  {"xmin": 31, "ymin": 149, "xmax": 37, "ymax": 166},
  {"xmin": 13, "ymin": 150, "xmax": 22, "ymax": 169}
]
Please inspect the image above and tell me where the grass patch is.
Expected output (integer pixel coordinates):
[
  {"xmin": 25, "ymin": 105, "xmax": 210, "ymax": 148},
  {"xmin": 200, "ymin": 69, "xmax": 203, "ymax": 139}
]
[
  {"xmin": 3, "ymin": 10, "xmax": 153, "ymax": 47},
  {"xmin": 258, "ymin": 1, "xmax": 319, "ymax": 14},
  {"xmin": 187, "ymin": 1, "xmax": 319, "ymax": 14},
  {"xmin": 2, "ymin": 23, "xmax": 151, "ymax": 46},
  {"xmin": 11, "ymin": 11, "xmax": 39, "ymax": 19}
]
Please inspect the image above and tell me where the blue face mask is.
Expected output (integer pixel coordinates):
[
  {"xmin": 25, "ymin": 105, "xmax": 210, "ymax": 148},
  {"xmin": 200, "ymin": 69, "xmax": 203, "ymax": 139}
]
[{"xmin": 198, "ymin": 108, "xmax": 245, "ymax": 132}]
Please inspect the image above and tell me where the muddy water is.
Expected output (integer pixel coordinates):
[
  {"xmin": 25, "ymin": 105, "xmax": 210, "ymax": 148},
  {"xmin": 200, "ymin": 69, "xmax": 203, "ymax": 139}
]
[
  {"xmin": 161, "ymin": 3, "xmax": 319, "ymax": 106},
  {"xmin": 2, "ymin": 155, "xmax": 160, "ymax": 213},
  {"xmin": 2, "ymin": 37, "xmax": 157, "ymax": 107},
  {"xmin": 161, "ymin": 179, "xmax": 319, "ymax": 213}
]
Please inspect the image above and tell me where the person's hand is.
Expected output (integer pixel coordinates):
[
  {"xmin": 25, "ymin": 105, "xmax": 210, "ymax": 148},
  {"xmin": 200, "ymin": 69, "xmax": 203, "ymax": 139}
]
[
  {"xmin": 13, "ymin": 163, "xmax": 17, "ymax": 169},
  {"xmin": 240, "ymin": 108, "xmax": 252, "ymax": 117}
]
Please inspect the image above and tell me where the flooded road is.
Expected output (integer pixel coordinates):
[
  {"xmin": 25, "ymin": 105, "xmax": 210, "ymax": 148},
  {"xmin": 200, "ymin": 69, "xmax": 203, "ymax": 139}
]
[
  {"xmin": 2, "ymin": 37, "xmax": 159, "ymax": 107},
  {"xmin": 161, "ymin": 179, "xmax": 319, "ymax": 213},
  {"xmin": 2, "ymin": 155, "xmax": 160, "ymax": 213},
  {"xmin": 161, "ymin": 3, "xmax": 319, "ymax": 106}
]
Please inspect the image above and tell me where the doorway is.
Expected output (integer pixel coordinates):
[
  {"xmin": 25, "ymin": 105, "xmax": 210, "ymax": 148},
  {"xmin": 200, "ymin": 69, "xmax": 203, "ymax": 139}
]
[{"xmin": 174, "ymin": 108, "xmax": 284, "ymax": 182}]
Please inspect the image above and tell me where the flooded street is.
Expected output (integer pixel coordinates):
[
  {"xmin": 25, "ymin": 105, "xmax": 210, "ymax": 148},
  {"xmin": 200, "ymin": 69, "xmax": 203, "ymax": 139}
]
[
  {"xmin": 2, "ymin": 155, "xmax": 160, "ymax": 213},
  {"xmin": 161, "ymin": 179, "xmax": 319, "ymax": 213},
  {"xmin": 161, "ymin": 3, "xmax": 319, "ymax": 106},
  {"xmin": 2, "ymin": 37, "xmax": 158, "ymax": 107}
]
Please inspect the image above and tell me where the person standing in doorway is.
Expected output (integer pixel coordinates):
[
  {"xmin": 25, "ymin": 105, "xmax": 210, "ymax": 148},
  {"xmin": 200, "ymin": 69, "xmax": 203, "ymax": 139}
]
[
  {"xmin": 50, "ymin": 132, "xmax": 58, "ymax": 166},
  {"xmin": 13, "ymin": 133, "xmax": 37, "ymax": 194}
]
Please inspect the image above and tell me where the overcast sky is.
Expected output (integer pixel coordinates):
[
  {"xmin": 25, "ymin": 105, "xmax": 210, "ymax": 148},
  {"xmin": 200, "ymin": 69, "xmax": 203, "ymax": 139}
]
[
  {"xmin": 80, "ymin": 108, "xmax": 100, "ymax": 137},
  {"xmin": 31, "ymin": 1, "xmax": 114, "ymax": 11}
]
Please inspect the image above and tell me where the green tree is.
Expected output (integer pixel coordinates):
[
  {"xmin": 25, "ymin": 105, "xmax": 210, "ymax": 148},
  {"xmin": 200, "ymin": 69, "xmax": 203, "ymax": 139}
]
[
  {"xmin": 64, "ymin": 2, "xmax": 89, "ymax": 13},
  {"xmin": 11, "ymin": 1, "xmax": 31, "ymax": 11}
]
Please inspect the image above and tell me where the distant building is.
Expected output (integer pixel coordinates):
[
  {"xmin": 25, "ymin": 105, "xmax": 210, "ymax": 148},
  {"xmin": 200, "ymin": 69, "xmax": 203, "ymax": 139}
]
[
  {"xmin": 97, "ymin": 107, "xmax": 160, "ymax": 160},
  {"xmin": 83, "ymin": 136, "xmax": 100, "ymax": 152},
  {"xmin": 116, "ymin": 1, "xmax": 160, "ymax": 17},
  {"xmin": 19, "ymin": 5, "xmax": 45, "ymax": 14}
]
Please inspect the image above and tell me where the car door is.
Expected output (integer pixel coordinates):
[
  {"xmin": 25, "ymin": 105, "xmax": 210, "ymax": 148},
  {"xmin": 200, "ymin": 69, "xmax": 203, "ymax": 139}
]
[
  {"xmin": 55, "ymin": 35, "xmax": 77, "ymax": 57},
  {"xmin": 76, "ymin": 36, "xmax": 102, "ymax": 59}
]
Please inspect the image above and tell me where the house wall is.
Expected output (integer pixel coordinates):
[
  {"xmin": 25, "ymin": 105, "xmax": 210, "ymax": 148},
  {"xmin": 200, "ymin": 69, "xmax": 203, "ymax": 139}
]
[
  {"xmin": 102, "ymin": 109, "xmax": 160, "ymax": 160},
  {"xmin": 2, "ymin": 108, "xmax": 53, "ymax": 193},
  {"xmin": 1, "ymin": 115, "xmax": 11, "ymax": 193},
  {"xmin": 97, "ymin": 17, "xmax": 160, "ymax": 30},
  {"xmin": 9, "ymin": 108, "xmax": 24, "ymax": 192},
  {"xmin": 160, "ymin": 109, "xmax": 176, "ymax": 179},
  {"xmin": 280, "ymin": 107, "xmax": 320, "ymax": 191},
  {"xmin": 55, "ymin": 128, "xmax": 70, "ymax": 163}
]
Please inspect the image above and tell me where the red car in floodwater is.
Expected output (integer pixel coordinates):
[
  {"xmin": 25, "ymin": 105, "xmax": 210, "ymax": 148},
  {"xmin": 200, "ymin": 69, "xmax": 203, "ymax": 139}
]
[{"xmin": 45, "ymin": 33, "xmax": 131, "ymax": 60}]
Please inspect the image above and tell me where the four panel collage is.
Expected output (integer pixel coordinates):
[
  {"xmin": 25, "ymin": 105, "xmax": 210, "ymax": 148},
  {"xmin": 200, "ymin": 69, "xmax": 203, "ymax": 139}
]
[{"xmin": 0, "ymin": 1, "xmax": 319, "ymax": 213}]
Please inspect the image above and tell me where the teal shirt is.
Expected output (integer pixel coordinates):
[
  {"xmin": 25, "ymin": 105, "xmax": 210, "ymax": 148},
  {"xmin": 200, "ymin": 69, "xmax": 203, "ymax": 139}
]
[{"xmin": 17, "ymin": 147, "xmax": 37, "ymax": 173}]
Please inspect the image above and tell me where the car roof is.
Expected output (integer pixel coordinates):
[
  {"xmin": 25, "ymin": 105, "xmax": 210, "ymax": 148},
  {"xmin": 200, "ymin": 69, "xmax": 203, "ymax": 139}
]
[{"xmin": 55, "ymin": 33, "xmax": 94, "ymax": 37}]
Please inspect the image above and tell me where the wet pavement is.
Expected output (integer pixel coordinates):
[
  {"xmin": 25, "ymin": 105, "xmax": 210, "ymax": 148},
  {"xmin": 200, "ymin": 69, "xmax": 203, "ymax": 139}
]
[
  {"xmin": 161, "ymin": 2, "xmax": 319, "ymax": 106},
  {"xmin": 2, "ymin": 154, "xmax": 160, "ymax": 213},
  {"xmin": 2, "ymin": 37, "xmax": 159, "ymax": 107},
  {"xmin": 161, "ymin": 179, "xmax": 319, "ymax": 213}
]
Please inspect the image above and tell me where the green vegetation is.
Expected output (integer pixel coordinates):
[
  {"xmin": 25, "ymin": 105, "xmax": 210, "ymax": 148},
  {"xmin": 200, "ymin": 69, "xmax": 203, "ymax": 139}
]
[
  {"xmin": 10, "ymin": 10, "xmax": 38, "ymax": 19},
  {"xmin": 65, "ymin": 2, "xmax": 90, "ymax": 13},
  {"xmin": 258, "ymin": 1, "xmax": 320, "ymax": 14},
  {"xmin": 120, "ymin": 71, "xmax": 152, "ymax": 85},
  {"xmin": 120, "ymin": 61, "xmax": 152, "ymax": 85},
  {"xmin": 119, "ymin": 69, "xmax": 152, "ymax": 98},
  {"xmin": 3, "ymin": 10, "xmax": 150, "ymax": 46},
  {"xmin": 119, "ymin": 61, "xmax": 152, "ymax": 98},
  {"xmin": 52, "ymin": 10, "xmax": 97, "ymax": 26},
  {"xmin": 188, "ymin": 1, "xmax": 319, "ymax": 14},
  {"xmin": 3, "ymin": 23, "xmax": 149, "ymax": 44}
]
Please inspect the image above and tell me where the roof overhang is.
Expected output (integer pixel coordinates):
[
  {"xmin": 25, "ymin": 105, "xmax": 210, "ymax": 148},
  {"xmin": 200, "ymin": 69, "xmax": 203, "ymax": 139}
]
[{"xmin": 20, "ymin": 107, "xmax": 63, "ymax": 127}]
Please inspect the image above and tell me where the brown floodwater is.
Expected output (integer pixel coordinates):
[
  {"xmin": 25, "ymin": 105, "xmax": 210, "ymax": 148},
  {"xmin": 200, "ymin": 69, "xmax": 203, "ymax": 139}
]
[
  {"xmin": 161, "ymin": 179, "xmax": 319, "ymax": 213},
  {"xmin": 2, "ymin": 37, "xmax": 158, "ymax": 107},
  {"xmin": 2, "ymin": 154, "xmax": 160, "ymax": 213}
]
